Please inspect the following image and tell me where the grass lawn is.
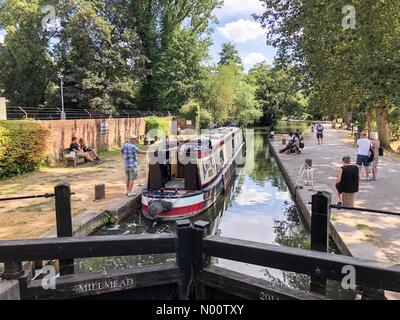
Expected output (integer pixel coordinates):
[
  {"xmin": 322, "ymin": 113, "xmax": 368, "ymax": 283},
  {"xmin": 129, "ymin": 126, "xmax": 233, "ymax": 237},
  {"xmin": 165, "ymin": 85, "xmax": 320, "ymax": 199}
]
[{"xmin": 0, "ymin": 149, "xmax": 147, "ymax": 240}]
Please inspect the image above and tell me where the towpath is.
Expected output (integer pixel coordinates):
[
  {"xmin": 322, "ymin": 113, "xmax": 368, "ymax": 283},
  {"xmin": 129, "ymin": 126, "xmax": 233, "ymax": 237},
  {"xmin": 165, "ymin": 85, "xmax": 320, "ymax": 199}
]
[{"xmin": 270, "ymin": 126, "xmax": 400, "ymax": 264}]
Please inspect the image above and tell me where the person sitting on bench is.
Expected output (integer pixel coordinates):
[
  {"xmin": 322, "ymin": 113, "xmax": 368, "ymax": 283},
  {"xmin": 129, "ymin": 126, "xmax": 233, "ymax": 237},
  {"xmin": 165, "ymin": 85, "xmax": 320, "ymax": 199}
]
[
  {"xmin": 70, "ymin": 137, "xmax": 94, "ymax": 163},
  {"xmin": 79, "ymin": 138, "xmax": 99, "ymax": 161}
]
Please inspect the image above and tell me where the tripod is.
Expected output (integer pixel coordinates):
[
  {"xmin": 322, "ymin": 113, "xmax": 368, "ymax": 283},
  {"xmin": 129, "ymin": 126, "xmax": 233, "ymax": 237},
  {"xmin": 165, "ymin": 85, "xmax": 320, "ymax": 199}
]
[{"xmin": 295, "ymin": 162, "xmax": 314, "ymax": 190}]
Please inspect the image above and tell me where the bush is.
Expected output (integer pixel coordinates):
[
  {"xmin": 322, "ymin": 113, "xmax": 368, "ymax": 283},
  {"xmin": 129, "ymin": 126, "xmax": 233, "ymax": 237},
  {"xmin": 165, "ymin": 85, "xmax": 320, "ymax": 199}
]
[
  {"xmin": 198, "ymin": 109, "xmax": 212, "ymax": 130},
  {"xmin": 145, "ymin": 116, "xmax": 170, "ymax": 138},
  {"xmin": 0, "ymin": 120, "xmax": 50, "ymax": 179},
  {"xmin": 180, "ymin": 100, "xmax": 212, "ymax": 130}
]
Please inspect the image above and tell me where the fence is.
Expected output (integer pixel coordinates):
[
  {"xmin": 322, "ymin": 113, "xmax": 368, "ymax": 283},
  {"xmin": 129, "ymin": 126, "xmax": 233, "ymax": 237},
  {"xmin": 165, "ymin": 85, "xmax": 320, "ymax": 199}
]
[
  {"xmin": 6, "ymin": 106, "xmax": 171, "ymax": 120},
  {"xmin": 0, "ymin": 186, "xmax": 399, "ymax": 300}
]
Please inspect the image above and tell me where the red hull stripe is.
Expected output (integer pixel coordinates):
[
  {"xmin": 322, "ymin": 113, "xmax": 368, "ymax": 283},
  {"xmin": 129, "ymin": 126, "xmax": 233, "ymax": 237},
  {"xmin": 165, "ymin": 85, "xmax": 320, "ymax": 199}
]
[{"xmin": 142, "ymin": 202, "xmax": 205, "ymax": 217}]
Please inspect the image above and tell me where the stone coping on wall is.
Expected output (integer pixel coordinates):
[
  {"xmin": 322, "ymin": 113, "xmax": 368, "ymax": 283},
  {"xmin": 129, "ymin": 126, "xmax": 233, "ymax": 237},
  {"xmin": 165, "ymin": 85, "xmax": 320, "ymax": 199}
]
[{"xmin": 40, "ymin": 188, "xmax": 144, "ymax": 239}]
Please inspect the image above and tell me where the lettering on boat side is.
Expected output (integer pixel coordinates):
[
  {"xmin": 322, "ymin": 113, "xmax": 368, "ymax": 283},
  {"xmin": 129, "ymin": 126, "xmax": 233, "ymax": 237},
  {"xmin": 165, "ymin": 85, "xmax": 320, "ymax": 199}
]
[{"xmin": 73, "ymin": 278, "xmax": 134, "ymax": 294}]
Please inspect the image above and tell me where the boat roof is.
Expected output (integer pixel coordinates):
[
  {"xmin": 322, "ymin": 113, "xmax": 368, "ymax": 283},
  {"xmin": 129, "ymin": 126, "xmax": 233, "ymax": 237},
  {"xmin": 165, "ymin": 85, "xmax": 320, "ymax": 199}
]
[
  {"xmin": 181, "ymin": 127, "xmax": 241, "ymax": 151},
  {"xmin": 152, "ymin": 127, "xmax": 242, "ymax": 153}
]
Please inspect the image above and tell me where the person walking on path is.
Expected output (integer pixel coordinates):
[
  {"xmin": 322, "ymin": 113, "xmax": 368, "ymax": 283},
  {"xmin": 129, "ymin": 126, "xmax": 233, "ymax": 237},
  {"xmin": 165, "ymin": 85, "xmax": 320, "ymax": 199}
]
[
  {"xmin": 370, "ymin": 132, "xmax": 380, "ymax": 181},
  {"xmin": 121, "ymin": 136, "xmax": 147, "ymax": 197},
  {"xmin": 316, "ymin": 122, "xmax": 324, "ymax": 145},
  {"xmin": 356, "ymin": 131, "xmax": 372, "ymax": 181},
  {"xmin": 335, "ymin": 156, "xmax": 360, "ymax": 206}
]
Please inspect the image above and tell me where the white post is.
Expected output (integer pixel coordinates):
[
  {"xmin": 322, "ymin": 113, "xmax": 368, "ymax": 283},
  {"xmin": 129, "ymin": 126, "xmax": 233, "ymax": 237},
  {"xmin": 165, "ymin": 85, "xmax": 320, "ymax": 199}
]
[
  {"xmin": 58, "ymin": 73, "xmax": 66, "ymax": 120},
  {"xmin": 19, "ymin": 107, "xmax": 28, "ymax": 119},
  {"xmin": 0, "ymin": 97, "xmax": 6, "ymax": 120},
  {"xmin": 84, "ymin": 108, "xmax": 92, "ymax": 119},
  {"xmin": 123, "ymin": 110, "xmax": 130, "ymax": 118}
]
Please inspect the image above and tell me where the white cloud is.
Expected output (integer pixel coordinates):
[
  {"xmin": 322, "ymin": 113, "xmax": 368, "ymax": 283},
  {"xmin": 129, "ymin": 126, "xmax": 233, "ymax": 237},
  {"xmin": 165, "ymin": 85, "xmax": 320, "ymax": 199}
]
[
  {"xmin": 215, "ymin": 0, "xmax": 264, "ymax": 20},
  {"xmin": 234, "ymin": 188, "xmax": 272, "ymax": 206},
  {"xmin": 243, "ymin": 52, "xmax": 267, "ymax": 66},
  {"xmin": 218, "ymin": 19, "xmax": 266, "ymax": 43},
  {"xmin": 0, "ymin": 35, "xmax": 4, "ymax": 44}
]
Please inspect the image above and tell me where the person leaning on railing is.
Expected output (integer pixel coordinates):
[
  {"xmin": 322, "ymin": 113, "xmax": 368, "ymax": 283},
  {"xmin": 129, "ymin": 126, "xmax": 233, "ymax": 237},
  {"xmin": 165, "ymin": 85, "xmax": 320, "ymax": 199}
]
[{"xmin": 121, "ymin": 136, "xmax": 148, "ymax": 197}]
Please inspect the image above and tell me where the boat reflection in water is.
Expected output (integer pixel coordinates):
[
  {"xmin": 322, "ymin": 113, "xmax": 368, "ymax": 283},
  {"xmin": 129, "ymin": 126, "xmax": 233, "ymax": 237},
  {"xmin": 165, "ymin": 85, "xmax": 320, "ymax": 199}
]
[{"xmin": 76, "ymin": 128, "xmax": 356, "ymax": 300}]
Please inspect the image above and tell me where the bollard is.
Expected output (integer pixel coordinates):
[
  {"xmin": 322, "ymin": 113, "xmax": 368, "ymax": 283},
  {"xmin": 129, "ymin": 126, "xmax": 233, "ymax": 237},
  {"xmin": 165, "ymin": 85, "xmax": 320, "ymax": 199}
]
[
  {"xmin": 193, "ymin": 221, "xmax": 210, "ymax": 275},
  {"xmin": 310, "ymin": 191, "xmax": 331, "ymax": 295},
  {"xmin": 55, "ymin": 182, "xmax": 74, "ymax": 276},
  {"xmin": 95, "ymin": 184, "xmax": 106, "ymax": 201},
  {"xmin": 342, "ymin": 193, "xmax": 355, "ymax": 207},
  {"xmin": 193, "ymin": 221, "xmax": 210, "ymax": 300},
  {"xmin": 176, "ymin": 220, "xmax": 192, "ymax": 300}
]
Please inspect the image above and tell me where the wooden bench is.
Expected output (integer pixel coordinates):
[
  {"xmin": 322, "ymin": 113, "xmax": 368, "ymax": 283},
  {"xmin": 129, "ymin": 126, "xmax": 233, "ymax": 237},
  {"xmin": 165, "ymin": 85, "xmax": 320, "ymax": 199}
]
[{"xmin": 62, "ymin": 149, "xmax": 89, "ymax": 167}]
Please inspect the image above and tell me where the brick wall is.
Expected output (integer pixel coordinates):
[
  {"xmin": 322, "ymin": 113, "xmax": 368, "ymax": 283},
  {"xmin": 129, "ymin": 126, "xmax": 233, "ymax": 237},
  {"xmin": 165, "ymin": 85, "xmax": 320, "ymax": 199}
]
[{"xmin": 39, "ymin": 118, "xmax": 147, "ymax": 165}]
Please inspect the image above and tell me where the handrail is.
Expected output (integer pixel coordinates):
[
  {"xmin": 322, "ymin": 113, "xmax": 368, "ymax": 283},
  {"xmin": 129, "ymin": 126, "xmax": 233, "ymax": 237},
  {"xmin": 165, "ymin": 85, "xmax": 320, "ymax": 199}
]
[
  {"xmin": 0, "ymin": 193, "xmax": 55, "ymax": 202},
  {"xmin": 0, "ymin": 234, "xmax": 177, "ymax": 262},
  {"xmin": 331, "ymin": 204, "xmax": 400, "ymax": 217},
  {"xmin": 0, "ymin": 192, "xmax": 76, "ymax": 202},
  {"xmin": 203, "ymin": 235, "xmax": 400, "ymax": 293}
]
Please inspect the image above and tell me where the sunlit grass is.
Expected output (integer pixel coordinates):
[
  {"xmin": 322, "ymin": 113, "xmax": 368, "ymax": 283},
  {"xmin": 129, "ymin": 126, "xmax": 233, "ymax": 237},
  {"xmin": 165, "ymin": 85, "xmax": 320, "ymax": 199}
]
[{"xmin": 16, "ymin": 201, "xmax": 52, "ymax": 213}]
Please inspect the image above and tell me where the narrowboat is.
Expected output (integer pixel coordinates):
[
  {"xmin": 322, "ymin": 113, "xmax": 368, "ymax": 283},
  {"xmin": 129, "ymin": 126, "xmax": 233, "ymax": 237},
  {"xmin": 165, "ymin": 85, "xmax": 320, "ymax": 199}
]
[{"xmin": 142, "ymin": 127, "xmax": 246, "ymax": 221}]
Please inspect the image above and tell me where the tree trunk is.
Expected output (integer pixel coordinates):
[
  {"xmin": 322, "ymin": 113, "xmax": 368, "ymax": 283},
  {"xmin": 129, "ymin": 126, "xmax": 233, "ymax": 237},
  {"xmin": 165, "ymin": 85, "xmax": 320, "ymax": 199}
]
[
  {"xmin": 366, "ymin": 110, "xmax": 373, "ymax": 133},
  {"xmin": 343, "ymin": 109, "xmax": 351, "ymax": 126},
  {"xmin": 375, "ymin": 104, "xmax": 391, "ymax": 149}
]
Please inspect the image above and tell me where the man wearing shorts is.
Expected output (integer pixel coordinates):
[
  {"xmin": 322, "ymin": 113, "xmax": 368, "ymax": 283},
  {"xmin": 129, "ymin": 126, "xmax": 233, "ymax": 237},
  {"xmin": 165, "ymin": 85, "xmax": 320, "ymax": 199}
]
[
  {"xmin": 356, "ymin": 131, "xmax": 372, "ymax": 181},
  {"xmin": 121, "ymin": 136, "xmax": 145, "ymax": 196},
  {"xmin": 316, "ymin": 123, "xmax": 324, "ymax": 145}
]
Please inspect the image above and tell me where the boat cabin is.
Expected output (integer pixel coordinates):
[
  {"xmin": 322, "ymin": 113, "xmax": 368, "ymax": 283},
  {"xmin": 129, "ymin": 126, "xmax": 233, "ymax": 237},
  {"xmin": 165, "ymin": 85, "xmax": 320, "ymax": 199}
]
[{"xmin": 146, "ymin": 127, "xmax": 244, "ymax": 192}]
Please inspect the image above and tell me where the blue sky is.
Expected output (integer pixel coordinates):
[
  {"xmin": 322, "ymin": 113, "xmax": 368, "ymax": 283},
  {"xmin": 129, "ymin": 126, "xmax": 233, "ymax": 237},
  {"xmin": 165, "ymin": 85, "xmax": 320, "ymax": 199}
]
[{"xmin": 209, "ymin": 0, "xmax": 276, "ymax": 72}]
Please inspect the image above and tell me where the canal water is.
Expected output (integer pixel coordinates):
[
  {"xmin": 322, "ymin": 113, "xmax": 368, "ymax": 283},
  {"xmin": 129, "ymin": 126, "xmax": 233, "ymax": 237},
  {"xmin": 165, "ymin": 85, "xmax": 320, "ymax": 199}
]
[{"xmin": 76, "ymin": 128, "xmax": 356, "ymax": 299}]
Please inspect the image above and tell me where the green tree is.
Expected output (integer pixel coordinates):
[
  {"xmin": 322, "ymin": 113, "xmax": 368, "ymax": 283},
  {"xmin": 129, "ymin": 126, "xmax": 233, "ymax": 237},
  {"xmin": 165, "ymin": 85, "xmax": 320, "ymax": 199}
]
[
  {"xmin": 256, "ymin": 0, "xmax": 400, "ymax": 148},
  {"xmin": 129, "ymin": 0, "xmax": 223, "ymax": 110},
  {"xmin": 146, "ymin": 28, "xmax": 211, "ymax": 112},
  {"xmin": 55, "ymin": 0, "xmax": 147, "ymax": 112},
  {"xmin": 248, "ymin": 62, "xmax": 303, "ymax": 125},
  {"xmin": 218, "ymin": 42, "xmax": 242, "ymax": 66},
  {"xmin": 202, "ymin": 63, "xmax": 238, "ymax": 125},
  {"xmin": 233, "ymin": 80, "xmax": 263, "ymax": 126},
  {"xmin": 0, "ymin": 0, "xmax": 56, "ymax": 108}
]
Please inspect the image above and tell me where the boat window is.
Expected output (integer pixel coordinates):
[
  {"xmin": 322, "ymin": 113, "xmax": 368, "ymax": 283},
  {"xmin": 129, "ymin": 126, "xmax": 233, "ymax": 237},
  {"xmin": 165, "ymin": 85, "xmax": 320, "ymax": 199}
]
[
  {"xmin": 210, "ymin": 155, "xmax": 217, "ymax": 174},
  {"xmin": 203, "ymin": 160, "xmax": 214, "ymax": 179},
  {"xmin": 219, "ymin": 150, "xmax": 224, "ymax": 167}
]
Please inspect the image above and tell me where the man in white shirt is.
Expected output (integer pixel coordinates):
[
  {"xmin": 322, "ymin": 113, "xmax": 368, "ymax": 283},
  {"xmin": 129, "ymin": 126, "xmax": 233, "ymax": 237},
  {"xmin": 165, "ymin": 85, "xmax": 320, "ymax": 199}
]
[{"xmin": 356, "ymin": 131, "xmax": 372, "ymax": 181}]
